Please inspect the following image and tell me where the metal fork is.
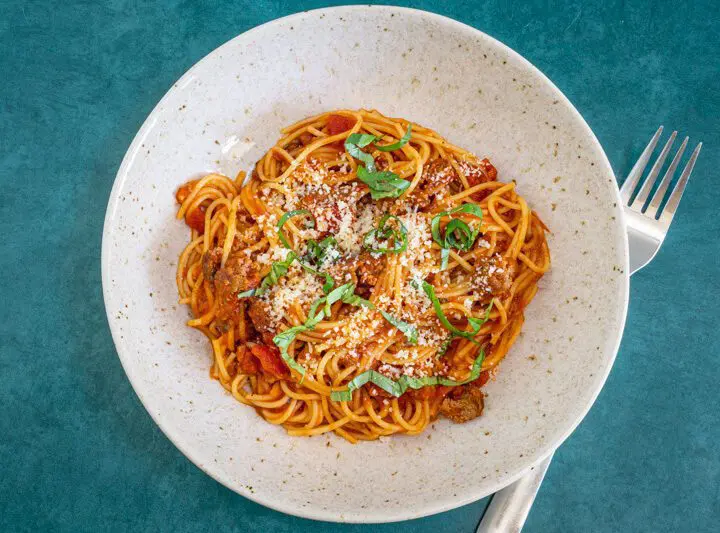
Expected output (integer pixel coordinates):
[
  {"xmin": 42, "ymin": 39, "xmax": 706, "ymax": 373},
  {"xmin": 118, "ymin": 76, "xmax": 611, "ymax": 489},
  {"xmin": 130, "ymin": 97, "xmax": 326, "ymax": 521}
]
[{"xmin": 477, "ymin": 127, "xmax": 702, "ymax": 533}]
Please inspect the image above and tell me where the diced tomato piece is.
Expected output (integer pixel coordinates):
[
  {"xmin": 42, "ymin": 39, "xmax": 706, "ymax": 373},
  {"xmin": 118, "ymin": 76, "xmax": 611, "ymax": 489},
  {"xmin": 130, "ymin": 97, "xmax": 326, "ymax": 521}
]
[
  {"xmin": 250, "ymin": 344, "xmax": 289, "ymax": 378},
  {"xmin": 236, "ymin": 346, "xmax": 259, "ymax": 375},
  {"xmin": 479, "ymin": 158, "xmax": 497, "ymax": 181},
  {"xmin": 185, "ymin": 207, "xmax": 205, "ymax": 233},
  {"xmin": 327, "ymin": 114, "xmax": 356, "ymax": 136},
  {"xmin": 477, "ymin": 370, "xmax": 491, "ymax": 387},
  {"xmin": 465, "ymin": 158, "xmax": 498, "ymax": 201},
  {"xmin": 175, "ymin": 179, "xmax": 199, "ymax": 204}
]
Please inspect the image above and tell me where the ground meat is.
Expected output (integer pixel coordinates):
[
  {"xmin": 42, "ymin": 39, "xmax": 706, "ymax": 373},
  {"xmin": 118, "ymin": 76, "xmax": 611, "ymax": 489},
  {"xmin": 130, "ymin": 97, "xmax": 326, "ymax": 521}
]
[
  {"xmin": 213, "ymin": 252, "xmax": 262, "ymax": 320},
  {"xmin": 300, "ymin": 182, "xmax": 366, "ymax": 236},
  {"xmin": 202, "ymin": 247, "xmax": 223, "ymax": 281},
  {"xmin": 472, "ymin": 254, "xmax": 516, "ymax": 301},
  {"xmin": 326, "ymin": 252, "xmax": 385, "ymax": 291},
  {"xmin": 356, "ymin": 252, "xmax": 384, "ymax": 286},
  {"xmin": 247, "ymin": 299, "xmax": 276, "ymax": 344},
  {"xmin": 406, "ymin": 158, "xmax": 458, "ymax": 210},
  {"xmin": 488, "ymin": 259, "xmax": 515, "ymax": 295},
  {"xmin": 440, "ymin": 384, "xmax": 485, "ymax": 422},
  {"xmin": 460, "ymin": 157, "xmax": 498, "ymax": 201}
]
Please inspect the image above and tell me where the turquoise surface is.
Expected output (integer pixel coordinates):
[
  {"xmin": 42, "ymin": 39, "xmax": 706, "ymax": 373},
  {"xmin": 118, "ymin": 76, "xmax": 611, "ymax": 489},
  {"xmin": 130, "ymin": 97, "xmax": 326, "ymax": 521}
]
[{"xmin": 2, "ymin": 1, "xmax": 719, "ymax": 531}]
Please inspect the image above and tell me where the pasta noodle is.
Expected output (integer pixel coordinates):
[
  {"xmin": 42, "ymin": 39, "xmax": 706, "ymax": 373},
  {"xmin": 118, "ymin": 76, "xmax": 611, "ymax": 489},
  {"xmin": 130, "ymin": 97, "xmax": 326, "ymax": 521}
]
[{"xmin": 174, "ymin": 109, "xmax": 550, "ymax": 442}]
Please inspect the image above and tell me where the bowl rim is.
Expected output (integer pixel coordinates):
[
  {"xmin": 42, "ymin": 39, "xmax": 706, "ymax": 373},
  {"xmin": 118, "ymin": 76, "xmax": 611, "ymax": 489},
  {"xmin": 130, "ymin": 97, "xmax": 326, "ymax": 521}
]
[{"xmin": 102, "ymin": 4, "xmax": 630, "ymax": 523}]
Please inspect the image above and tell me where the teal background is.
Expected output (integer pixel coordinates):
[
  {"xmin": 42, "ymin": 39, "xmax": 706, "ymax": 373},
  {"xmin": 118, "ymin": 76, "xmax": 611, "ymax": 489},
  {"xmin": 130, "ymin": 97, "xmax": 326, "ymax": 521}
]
[{"xmin": 2, "ymin": 1, "xmax": 719, "ymax": 531}]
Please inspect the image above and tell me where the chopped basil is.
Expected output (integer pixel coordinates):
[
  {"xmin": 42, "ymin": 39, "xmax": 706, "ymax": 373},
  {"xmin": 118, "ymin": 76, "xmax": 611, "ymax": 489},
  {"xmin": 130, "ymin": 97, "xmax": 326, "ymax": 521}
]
[
  {"xmin": 321, "ymin": 282, "xmax": 357, "ymax": 316},
  {"xmin": 345, "ymin": 133, "xmax": 411, "ymax": 199},
  {"xmin": 277, "ymin": 209, "xmax": 313, "ymax": 249},
  {"xmin": 272, "ymin": 310, "xmax": 326, "ymax": 381},
  {"xmin": 276, "ymin": 211, "xmax": 336, "ymax": 292},
  {"xmin": 430, "ymin": 203, "xmax": 483, "ymax": 270},
  {"xmin": 326, "ymin": 283, "xmax": 415, "ymax": 343},
  {"xmin": 379, "ymin": 310, "xmax": 418, "ymax": 345},
  {"xmin": 415, "ymin": 280, "xmax": 492, "ymax": 342},
  {"xmin": 238, "ymin": 251, "xmax": 297, "ymax": 298},
  {"xmin": 344, "ymin": 133, "xmax": 378, "ymax": 172},
  {"xmin": 375, "ymin": 124, "xmax": 412, "ymax": 152},
  {"xmin": 436, "ymin": 336, "xmax": 454, "ymax": 358},
  {"xmin": 357, "ymin": 166, "xmax": 411, "ymax": 199},
  {"xmin": 363, "ymin": 214, "xmax": 408, "ymax": 254},
  {"xmin": 298, "ymin": 262, "xmax": 335, "ymax": 294},
  {"xmin": 305, "ymin": 236, "xmax": 338, "ymax": 266},
  {"xmin": 330, "ymin": 350, "xmax": 485, "ymax": 401}
]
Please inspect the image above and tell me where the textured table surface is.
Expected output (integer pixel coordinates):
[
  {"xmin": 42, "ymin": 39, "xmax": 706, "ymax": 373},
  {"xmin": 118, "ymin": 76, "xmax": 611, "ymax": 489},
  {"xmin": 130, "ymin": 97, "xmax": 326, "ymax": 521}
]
[{"xmin": 2, "ymin": 1, "xmax": 719, "ymax": 532}]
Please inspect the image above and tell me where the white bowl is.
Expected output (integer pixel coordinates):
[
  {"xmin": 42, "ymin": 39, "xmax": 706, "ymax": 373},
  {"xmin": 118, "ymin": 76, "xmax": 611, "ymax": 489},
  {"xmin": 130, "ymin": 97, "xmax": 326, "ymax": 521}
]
[{"xmin": 102, "ymin": 6, "xmax": 628, "ymax": 523}]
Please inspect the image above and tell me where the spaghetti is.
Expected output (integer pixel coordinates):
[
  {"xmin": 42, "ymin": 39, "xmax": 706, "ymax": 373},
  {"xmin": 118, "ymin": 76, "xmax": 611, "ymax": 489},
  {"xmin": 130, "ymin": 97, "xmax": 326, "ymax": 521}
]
[{"xmin": 175, "ymin": 109, "xmax": 550, "ymax": 442}]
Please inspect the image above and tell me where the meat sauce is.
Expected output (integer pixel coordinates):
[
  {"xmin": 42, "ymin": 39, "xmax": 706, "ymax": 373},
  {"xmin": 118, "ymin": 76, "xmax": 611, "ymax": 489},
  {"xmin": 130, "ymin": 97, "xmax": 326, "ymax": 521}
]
[{"xmin": 177, "ymin": 131, "xmax": 505, "ymax": 422}]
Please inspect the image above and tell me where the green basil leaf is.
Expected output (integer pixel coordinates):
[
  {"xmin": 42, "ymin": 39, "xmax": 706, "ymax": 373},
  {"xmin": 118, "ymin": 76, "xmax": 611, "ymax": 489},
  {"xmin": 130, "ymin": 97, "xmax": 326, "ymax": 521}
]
[
  {"xmin": 261, "ymin": 252, "xmax": 297, "ymax": 290},
  {"xmin": 440, "ymin": 248, "xmax": 451, "ymax": 270},
  {"xmin": 237, "ymin": 288, "xmax": 256, "ymax": 298},
  {"xmin": 345, "ymin": 133, "xmax": 378, "ymax": 172},
  {"xmin": 329, "ymin": 283, "xmax": 417, "ymax": 345},
  {"xmin": 375, "ymin": 124, "xmax": 412, "ymax": 152},
  {"xmin": 363, "ymin": 214, "xmax": 408, "ymax": 254},
  {"xmin": 379, "ymin": 310, "xmax": 418, "ymax": 344},
  {"xmin": 330, "ymin": 350, "xmax": 485, "ymax": 401},
  {"xmin": 357, "ymin": 166, "xmax": 411, "ymax": 199},
  {"xmin": 306, "ymin": 236, "xmax": 338, "ymax": 266},
  {"xmin": 346, "ymin": 132, "xmax": 377, "ymax": 148},
  {"xmin": 277, "ymin": 209, "xmax": 314, "ymax": 249},
  {"xmin": 430, "ymin": 203, "xmax": 483, "ymax": 270},
  {"xmin": 272, "ymin": 305, "xmax": 327, "ymax": 381},
  {"xmin": 436, "ymin": 336, "xmax": 454, "ymax": 358},
  {"xmin": 297, "ymin": 261, "xmax": 335, "ymax": 294},
  {"xmin": 323, "ymin": 282, "xmax": 355, "ymax": 316},
  {"xmin": 468, "ymin": 299, "xmax": 494, "ymax": 331},
  {"xmin": 238, "ymin": 251, "xmax": 297, "ymax": 298},
  {"xmin": 341, "ymin": 290, "xmax": 374, "ymax": 309},
  {"xmin": 416, "ymin": 280, "xmax": 482, "ymax": 341},
  {"xmin": 274, "ymin": 281, "xmax": 374, "ymax": 381}
]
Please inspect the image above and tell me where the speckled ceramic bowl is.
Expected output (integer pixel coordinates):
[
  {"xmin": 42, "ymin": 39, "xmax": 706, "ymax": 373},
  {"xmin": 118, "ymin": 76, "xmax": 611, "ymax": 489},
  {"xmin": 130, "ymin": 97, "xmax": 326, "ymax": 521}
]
[{"xmin": 102, "ymin": 6, "xmax": 629, "ymax": 523}]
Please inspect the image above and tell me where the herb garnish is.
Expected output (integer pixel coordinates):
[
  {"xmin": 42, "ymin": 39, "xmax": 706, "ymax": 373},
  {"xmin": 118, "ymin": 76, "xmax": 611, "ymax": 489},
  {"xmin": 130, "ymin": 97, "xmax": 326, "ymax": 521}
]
[
  {"xmin": 237, "ymin": 251, "xmax": 297, "ymax": 298},
  {"xmin": 277, "ymin": 209, "xmax": 313, "ymax": 249},
  {"xmin": 330, "ymin": 349, "xmax": 484, "ymax": 401},
  {"xmin": 276, "ymin": 210, "xmax": 336, "ymax": 293},
  {"xmin": 416, "ymin": 280, "xmax": 493, "ymax": 342},
  {"xmin": 375, "ymin": 124, "xmax": 412, "ymax": 152},
  {"xmin": 378, "ymin": 310, "xmax": 418, "ymax": 345},
  {"xmin": 363, "ymin": 214, "xmax": 408, "ymax": 254},
  {"xmin": 306, "ymin": 236, "xmax": 338, "ymax": 266},
  {"xmin": 430, "ymin": 203, "xmax": 483, "ymax": 269},
  {"xmin": 344, "ymin": 133, "xmax": 412, "ymax": 199},
  {"xmin": 356, "ymin": 167, "xmax": 411, "ymax": 199},
  {"xmin": 344, "ymin": 133, "xmax": 378, "ymax": 172}
]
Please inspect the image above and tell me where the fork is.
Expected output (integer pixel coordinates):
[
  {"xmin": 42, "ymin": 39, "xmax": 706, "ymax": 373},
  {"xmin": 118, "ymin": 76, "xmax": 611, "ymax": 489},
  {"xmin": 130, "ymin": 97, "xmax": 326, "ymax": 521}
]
[{"xmin": 476, "ymin": 127, "xmax": 702, "ymax": 533}]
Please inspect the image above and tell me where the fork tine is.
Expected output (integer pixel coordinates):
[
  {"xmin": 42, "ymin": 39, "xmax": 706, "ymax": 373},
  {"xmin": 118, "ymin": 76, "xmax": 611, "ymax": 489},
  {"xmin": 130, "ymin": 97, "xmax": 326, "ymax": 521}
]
[
  {"xmin": 631, "ymin": 131, "xmax": 677, "ymax": 210},
  {"xmin": 658, "ymin": 142, "xmax": 702, "ymax": 226},
  {"xmin": 644, "ymin": 136, "xmax": 688, "ymax": 218},
  {"xmin": 620, "ymin": 126, "xmax": 663, "ymax": 205}
]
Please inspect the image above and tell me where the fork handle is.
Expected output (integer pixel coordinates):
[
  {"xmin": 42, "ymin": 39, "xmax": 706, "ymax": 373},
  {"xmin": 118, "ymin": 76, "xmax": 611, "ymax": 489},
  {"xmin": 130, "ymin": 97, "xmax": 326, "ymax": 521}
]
[{"xmin": 476, "ymin": 453, "xmax": 554, "ymax": 533}]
